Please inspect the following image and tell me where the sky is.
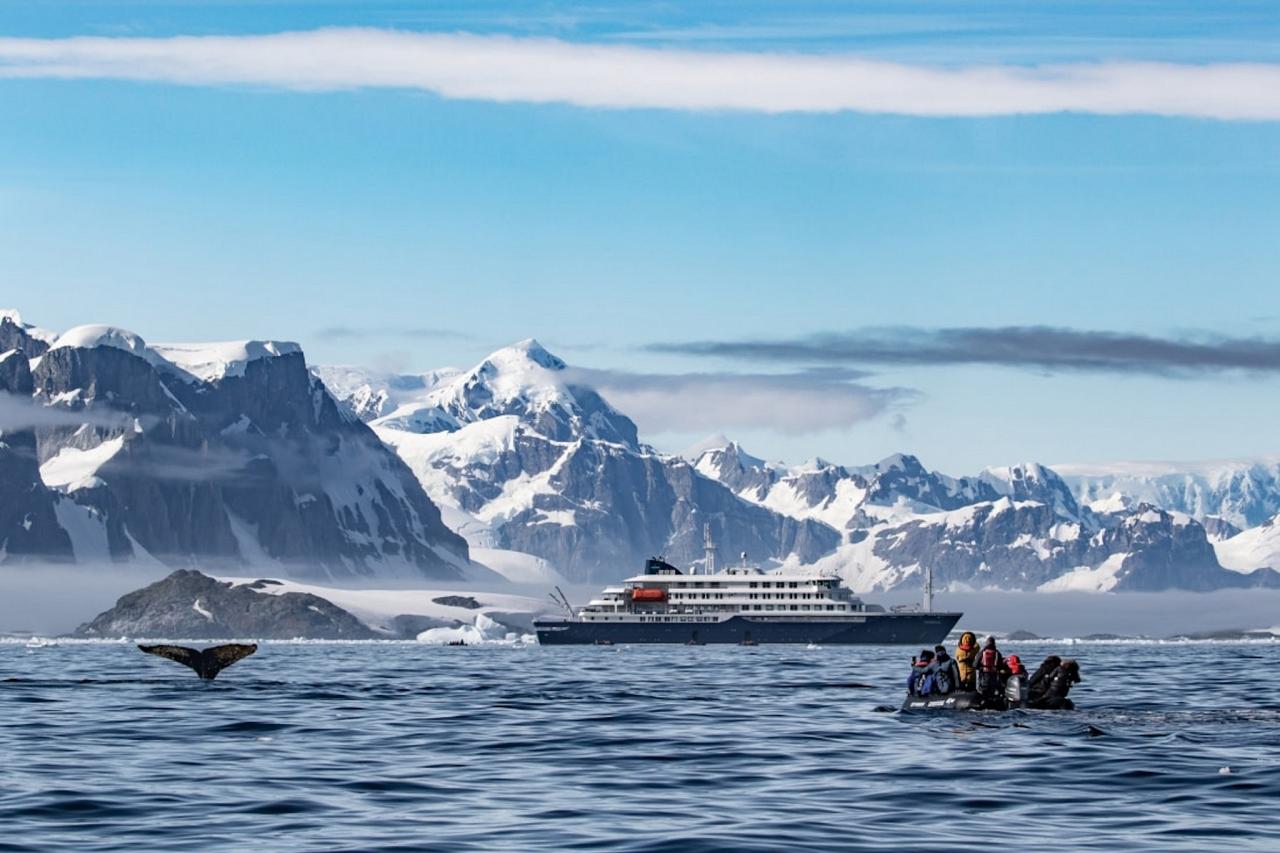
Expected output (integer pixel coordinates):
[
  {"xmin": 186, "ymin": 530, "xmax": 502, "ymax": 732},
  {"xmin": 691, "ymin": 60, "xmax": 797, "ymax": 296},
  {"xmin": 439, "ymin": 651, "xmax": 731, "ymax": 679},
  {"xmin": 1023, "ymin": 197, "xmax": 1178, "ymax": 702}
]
[{"xmin": 2, "ymin": 1, "xmax": 1279, "ymax": 474}]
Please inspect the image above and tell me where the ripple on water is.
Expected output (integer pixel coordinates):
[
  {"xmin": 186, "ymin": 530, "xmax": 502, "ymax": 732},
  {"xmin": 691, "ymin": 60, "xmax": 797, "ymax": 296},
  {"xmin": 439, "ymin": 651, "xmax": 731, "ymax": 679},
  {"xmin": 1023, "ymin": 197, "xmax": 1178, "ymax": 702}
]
[{"xmin": 1, "ymin": 642, "xmax": 1278, "ymax": 852}]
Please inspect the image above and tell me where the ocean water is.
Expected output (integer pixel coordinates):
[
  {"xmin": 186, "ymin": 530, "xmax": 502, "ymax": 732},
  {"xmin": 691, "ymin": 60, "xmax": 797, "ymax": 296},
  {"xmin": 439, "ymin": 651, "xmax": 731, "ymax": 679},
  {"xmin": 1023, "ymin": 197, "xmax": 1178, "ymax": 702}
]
[{"xmin": 2, "ymin": 640, "xmax": 1278, "ymax": 851}]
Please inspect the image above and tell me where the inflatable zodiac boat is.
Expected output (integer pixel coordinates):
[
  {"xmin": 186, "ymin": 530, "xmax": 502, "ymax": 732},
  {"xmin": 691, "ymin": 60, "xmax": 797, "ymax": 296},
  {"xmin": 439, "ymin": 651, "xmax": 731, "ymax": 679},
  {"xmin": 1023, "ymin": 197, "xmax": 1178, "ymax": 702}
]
[{"xmin": 900, "ymin": 691, "xmax": 1075, "ymax": 712}]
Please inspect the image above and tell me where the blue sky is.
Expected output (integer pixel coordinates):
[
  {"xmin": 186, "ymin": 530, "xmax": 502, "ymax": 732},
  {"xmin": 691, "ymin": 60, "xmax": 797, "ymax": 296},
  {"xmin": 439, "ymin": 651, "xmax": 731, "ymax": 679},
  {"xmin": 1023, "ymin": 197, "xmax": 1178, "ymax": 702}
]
[{"xmin": 2, "ymin": 1, "xmax": 1279, "ymax": 472}]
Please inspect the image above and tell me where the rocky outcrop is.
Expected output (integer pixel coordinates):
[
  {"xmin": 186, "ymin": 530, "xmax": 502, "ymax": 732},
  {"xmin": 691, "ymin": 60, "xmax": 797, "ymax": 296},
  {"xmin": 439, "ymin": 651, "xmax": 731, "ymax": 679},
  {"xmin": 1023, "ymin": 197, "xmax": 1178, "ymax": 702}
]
[
  {"xmin": 0, "ymin": 312, "xmax": 52, "ymax": 359},
  {"xmin": 75, "ymin": 570, "xmax": 378, "ymax": 639},
  {"xmin": 1202, "ymin": 515, "xmax": 1243, "ymax": 541}
]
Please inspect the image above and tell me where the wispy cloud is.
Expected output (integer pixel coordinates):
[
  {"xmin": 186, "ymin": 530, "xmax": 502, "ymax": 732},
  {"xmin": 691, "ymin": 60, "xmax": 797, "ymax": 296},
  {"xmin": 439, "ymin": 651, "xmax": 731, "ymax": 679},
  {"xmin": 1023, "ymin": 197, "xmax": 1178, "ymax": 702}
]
[
  {"xmin": 567, "ymin": 367, "xmax": 914, "ymax": 435},
  {"xmin": 315, "ymin": 325, "xmax": 473, "ymax": 341},
  {"xmin": 649, "ymin": 326, "xmax": 1280, "ymax": 376},
  {"xmin": 0, "ymin": 393, "xmax": 132, "ymax": 432},
  {"xmin": 108, "ymin": 443, "xmax": 261, "ymax": 484},
  {"xmin": 0, "ymin": 29, "xmax": 1278, "ymax": 119}
]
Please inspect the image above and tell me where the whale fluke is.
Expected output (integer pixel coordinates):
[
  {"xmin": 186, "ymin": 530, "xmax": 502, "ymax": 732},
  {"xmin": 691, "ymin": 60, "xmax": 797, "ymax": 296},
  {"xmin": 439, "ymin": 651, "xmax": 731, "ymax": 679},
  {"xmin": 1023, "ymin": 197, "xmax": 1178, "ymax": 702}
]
[{"xmin": 138, "ymin": 643, "xmax": 258, "ymax": 680}]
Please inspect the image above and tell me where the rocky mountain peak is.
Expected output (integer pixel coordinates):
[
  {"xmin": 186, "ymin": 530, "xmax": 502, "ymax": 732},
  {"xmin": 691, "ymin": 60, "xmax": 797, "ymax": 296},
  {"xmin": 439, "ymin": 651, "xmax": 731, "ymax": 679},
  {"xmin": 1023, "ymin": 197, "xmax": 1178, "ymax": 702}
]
[
  {"xmin": 488, "ymin": 338, "xmax": 565, "ymax": 372},
  {"xmin": 3, "ymin": 311, "xmax": 472, "ymax": 580},
  {"xmin": 980, "ymin": 461, "xmax": 1081, "ymax": 519},
  {"xmin": 372, "ymin": 340, "xmax": 639, "ymax": 448},
  {"xmin": 1, "ymin": 316, "xmax": 51, "ymax": 361}
]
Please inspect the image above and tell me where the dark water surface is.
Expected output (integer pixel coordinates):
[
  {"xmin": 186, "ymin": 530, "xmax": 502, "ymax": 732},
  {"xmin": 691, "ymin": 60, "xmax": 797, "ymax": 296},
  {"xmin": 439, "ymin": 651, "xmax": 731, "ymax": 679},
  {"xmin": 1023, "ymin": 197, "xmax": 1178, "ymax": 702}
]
[{"xmin": 3, "ymin": 641, "xmax": 1278, "ymax": 851}]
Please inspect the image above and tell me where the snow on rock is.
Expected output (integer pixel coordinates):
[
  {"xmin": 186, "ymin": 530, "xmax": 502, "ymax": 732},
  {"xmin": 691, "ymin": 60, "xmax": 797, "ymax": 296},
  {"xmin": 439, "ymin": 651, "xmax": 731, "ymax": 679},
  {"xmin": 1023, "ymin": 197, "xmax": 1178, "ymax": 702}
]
[
  {"xmin": 1038, "ymin": 554, "xmax": 1129, "ymax": 593},
  {"xmin": 1059, "ymin": 456, "xmax": 1280, "ymax": 528},
  {"xmin": 50, "ymin": 325, "xmax": 160, "ymax": 362},
  {"xmin": 1214, "ymin": 514, "xmax": 1280, "ymax": 573},
  {"xmin": 979, "ymin": 462, "xmax": 1081, "ymax": 519},
  {"xmin": 39, "ymin": 436, "xmax": 125, "ymax": 490},
  {"xmin": 366, "ymin": 339, "xmax": 638, "ymax": 447},
  {"xmin": 151, "ymin": 340, "xmax": 302, "ymax": 382},
  {"xmin": 48, "ymin": 326, "xmax": 303, "ymax": 384},
  {"xmin": 1087, "ymin": 492, "xmax": 1133, "ymax": 515},
  {"xmin": 311, "ymin": 365, "xmax": 459, "ymax": 423},
  {"xmin": 0, "ymin": 309, "xmax": 57, "ymax": 345},
  {"xmin": 470, "ymin": 547, "xmax": 567, "ymax": 585}
]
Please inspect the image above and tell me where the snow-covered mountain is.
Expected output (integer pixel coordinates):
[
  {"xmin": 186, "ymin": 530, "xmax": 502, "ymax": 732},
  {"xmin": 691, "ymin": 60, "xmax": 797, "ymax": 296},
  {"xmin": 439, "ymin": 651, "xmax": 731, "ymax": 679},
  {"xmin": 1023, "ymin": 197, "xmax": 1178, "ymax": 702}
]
[
  {"xmin": 321, "ymin": 340, "xmax": 1279, "ymax": 593},
  {"xmin": 1214, "ymin": 512, "xmax": 1280, "ymax": 573},
  {"xmin": 310, "ymin": 364, "xmax": 461, "ymax": 424},
  {"xmin": 690, "ymin": 441, "xmax": 999, "ymax": 530},
  {"xmin": 0, "ymin": 312, "xmax": 472, "ymax": 580},
  {"xmin": 12, "ymin": 309, "xmax": 1277, "ymax": 595},
  {"xmin": 687, "ymin": 438, "xmax": 1276, "ymax": 593},
  {"xmin": 331, "ymin": 340, "xmax": 840, "ymax": 583},
  {"xmin": 1058, "ymin": 458, "xmax": 1280, "ymax": 529}
]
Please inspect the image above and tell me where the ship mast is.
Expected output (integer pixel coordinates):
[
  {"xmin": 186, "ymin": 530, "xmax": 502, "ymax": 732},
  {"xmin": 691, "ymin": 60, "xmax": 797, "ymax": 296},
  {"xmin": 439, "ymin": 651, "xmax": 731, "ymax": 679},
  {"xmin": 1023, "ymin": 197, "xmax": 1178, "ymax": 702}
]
[
  {"xmin": 702, "ymin": 522, "xmax": 717, "ymax": 576},
  {"xmin": 923, "ymin": 563, "xmax": 934, "ymax": 613}
]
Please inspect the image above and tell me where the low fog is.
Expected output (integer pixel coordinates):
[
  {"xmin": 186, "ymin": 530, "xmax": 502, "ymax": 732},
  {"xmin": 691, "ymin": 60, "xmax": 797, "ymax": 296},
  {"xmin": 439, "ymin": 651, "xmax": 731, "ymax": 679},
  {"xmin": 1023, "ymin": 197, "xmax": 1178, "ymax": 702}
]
[{"xmin": 4, "ymin": 565, "xmax": 1279, "ymax": 638}]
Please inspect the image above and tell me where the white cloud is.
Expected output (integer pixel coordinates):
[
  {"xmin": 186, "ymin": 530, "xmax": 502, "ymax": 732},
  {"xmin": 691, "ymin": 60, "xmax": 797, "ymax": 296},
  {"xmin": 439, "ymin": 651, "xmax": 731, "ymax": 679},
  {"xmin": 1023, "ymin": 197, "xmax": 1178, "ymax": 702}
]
[
  {"xmin": 0, "ymin": 28, "xmax": 1278, "ymax": 119},
  {"xmin": 567, "ymin": 367, "xmax": 914, "ymax": 435},
  {"xmin": 0, "ymin": 392, "xmax": 131, "ymax": 432}
]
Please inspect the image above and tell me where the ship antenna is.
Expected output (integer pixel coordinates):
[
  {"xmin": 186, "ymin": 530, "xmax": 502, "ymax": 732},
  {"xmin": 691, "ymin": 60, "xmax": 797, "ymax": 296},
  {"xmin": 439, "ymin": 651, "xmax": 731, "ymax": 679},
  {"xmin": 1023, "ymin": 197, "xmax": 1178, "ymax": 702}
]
[
  {"xmin": 923, "ymin": 563, "xmax": 934, "ymax": 613},
  {"xmin": 550, "ymin": 586, "xmax": 575, "ymax": 619},
  {"xmin": 703, "ymin": 523, "xmax": 717, "ymax": 576}
]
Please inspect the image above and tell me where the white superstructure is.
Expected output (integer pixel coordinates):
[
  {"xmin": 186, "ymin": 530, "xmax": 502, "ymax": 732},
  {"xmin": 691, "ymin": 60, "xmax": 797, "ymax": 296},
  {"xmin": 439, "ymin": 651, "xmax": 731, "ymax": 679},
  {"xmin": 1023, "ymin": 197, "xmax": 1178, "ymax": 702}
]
[{"xmin": 575, "ymin": 557, "xmax": 885, "ymax": 624}]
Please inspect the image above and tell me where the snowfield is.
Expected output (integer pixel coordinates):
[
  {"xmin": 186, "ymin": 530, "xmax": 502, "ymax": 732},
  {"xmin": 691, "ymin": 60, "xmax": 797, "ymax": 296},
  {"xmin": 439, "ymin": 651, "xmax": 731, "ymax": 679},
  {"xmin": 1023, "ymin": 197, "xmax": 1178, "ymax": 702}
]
[{"xmin": 1213, "ymin": 516, "xmax": 1280, "ymax": 573}]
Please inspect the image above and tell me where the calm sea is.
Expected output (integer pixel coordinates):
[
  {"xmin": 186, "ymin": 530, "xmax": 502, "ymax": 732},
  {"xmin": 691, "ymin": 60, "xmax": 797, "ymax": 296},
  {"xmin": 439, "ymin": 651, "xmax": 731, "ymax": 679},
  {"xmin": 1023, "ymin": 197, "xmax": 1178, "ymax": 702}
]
[{"xmin": 2, "ymin": 640, "xmax": 1277, "ymax": 851}]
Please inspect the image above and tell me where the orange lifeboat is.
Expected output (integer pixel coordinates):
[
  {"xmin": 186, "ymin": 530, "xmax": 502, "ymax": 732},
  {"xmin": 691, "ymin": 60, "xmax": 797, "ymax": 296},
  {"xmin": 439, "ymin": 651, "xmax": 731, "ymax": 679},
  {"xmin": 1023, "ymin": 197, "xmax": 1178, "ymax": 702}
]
[{"xmin": 631, "ymin": 588, "xmax": 667, "ymax": 602}]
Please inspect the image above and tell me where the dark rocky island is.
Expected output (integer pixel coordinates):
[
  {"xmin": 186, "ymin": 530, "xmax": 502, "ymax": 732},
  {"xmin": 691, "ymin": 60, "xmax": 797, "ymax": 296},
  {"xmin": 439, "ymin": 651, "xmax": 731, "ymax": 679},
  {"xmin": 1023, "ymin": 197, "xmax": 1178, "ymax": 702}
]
[{"xmin": 76, "ymin": 569, "xmax": 378, "ymax": 639}]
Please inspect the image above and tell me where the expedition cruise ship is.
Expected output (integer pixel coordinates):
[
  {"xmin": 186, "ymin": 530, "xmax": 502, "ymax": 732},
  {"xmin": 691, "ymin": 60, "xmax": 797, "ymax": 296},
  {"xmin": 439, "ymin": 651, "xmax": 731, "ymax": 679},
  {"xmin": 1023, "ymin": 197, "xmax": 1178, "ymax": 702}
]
[{"xmin": 534, "ymin": 552, "xmax": 961, "ymax": 646}]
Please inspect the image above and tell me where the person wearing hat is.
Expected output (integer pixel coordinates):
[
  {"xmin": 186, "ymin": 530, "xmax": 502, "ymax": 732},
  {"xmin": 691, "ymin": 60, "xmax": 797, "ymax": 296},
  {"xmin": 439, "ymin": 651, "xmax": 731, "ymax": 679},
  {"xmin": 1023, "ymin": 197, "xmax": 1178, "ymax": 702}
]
[
  {"xmin": 1031, "ymin": 658, "xmax": 1082, "ymax": 710},
  {"xmin": 1027, "ymin": 654, "xmax": 1063, "ymax": 705},
  {"xmin": 906, "ymin": 649, "xmax": 934, "ymax": 695},
  {"xmin": 930, "ymin": 644, "xmax": 961, "ymax": 695},
  {"xmin": 953, "ymin": 631, "xmax": 979, "ymax": 690},
  {"xmin": 975, "ymin": 636, "xmax": 1005, "ymax": 704},
  {"xmin": 1003, "ymin": 654, "xmax": 1029, "ymax": 708}
]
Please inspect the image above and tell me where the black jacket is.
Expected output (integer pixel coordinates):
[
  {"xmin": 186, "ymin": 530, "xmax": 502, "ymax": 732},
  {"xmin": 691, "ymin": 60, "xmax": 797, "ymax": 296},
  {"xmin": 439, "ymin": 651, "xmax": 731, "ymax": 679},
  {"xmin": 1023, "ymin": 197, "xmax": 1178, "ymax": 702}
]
[
  {"xmin": 1031, "ymin": 664, "xmax": 1080, "ymax": 709},
  {"xmin": 1027, "ymin": 657, "xmax": 1062, "ymax": 701}
]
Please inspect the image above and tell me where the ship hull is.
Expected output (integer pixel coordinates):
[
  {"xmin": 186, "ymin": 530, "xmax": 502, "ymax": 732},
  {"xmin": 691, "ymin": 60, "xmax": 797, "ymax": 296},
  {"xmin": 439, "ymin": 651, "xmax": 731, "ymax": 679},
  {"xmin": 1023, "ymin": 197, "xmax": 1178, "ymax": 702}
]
[{"xmin": 534, "ymin": 612, "xmax": 961, "ymax": 645}]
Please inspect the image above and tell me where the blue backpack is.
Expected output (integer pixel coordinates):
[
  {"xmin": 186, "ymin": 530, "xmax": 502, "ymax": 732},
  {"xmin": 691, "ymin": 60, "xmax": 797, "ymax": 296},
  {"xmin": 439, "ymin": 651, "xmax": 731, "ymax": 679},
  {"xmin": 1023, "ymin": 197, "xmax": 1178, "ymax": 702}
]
[
  {"xmin": 933, "ymin": 665, "xmax": 952, "ymax": 695},
  {"xmin": 917, "ymin": 671, "xmax": 937, "ymax": 695}
]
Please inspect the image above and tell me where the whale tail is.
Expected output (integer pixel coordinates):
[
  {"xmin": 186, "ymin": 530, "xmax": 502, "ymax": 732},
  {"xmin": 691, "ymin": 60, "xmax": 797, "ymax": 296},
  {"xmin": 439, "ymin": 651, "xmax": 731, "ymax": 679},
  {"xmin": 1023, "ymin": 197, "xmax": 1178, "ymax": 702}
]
[{"xmin": 138, "ymin": 643, "xmax": 258, "ymax": 680}]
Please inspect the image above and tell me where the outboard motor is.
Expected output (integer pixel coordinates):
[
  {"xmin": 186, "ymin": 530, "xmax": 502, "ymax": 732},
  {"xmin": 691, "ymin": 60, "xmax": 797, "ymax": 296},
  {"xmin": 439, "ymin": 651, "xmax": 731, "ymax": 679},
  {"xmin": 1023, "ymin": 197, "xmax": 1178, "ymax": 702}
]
[
  {"xmin": 1004, "ymin": 672, "xmax": 1028, "ymax": 708},
  {"xmin": 1004, "ymin": 654, "xmax": 1028, "ymax": 708}
]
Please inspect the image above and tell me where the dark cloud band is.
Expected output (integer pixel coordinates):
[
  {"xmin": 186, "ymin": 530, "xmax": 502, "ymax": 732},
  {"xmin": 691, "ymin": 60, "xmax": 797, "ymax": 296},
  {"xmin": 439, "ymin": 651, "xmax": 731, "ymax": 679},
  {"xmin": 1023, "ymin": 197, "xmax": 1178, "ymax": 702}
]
[{"xmin": 648, "ymin": 326, "xmax": 1280, "ymax": 376}]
